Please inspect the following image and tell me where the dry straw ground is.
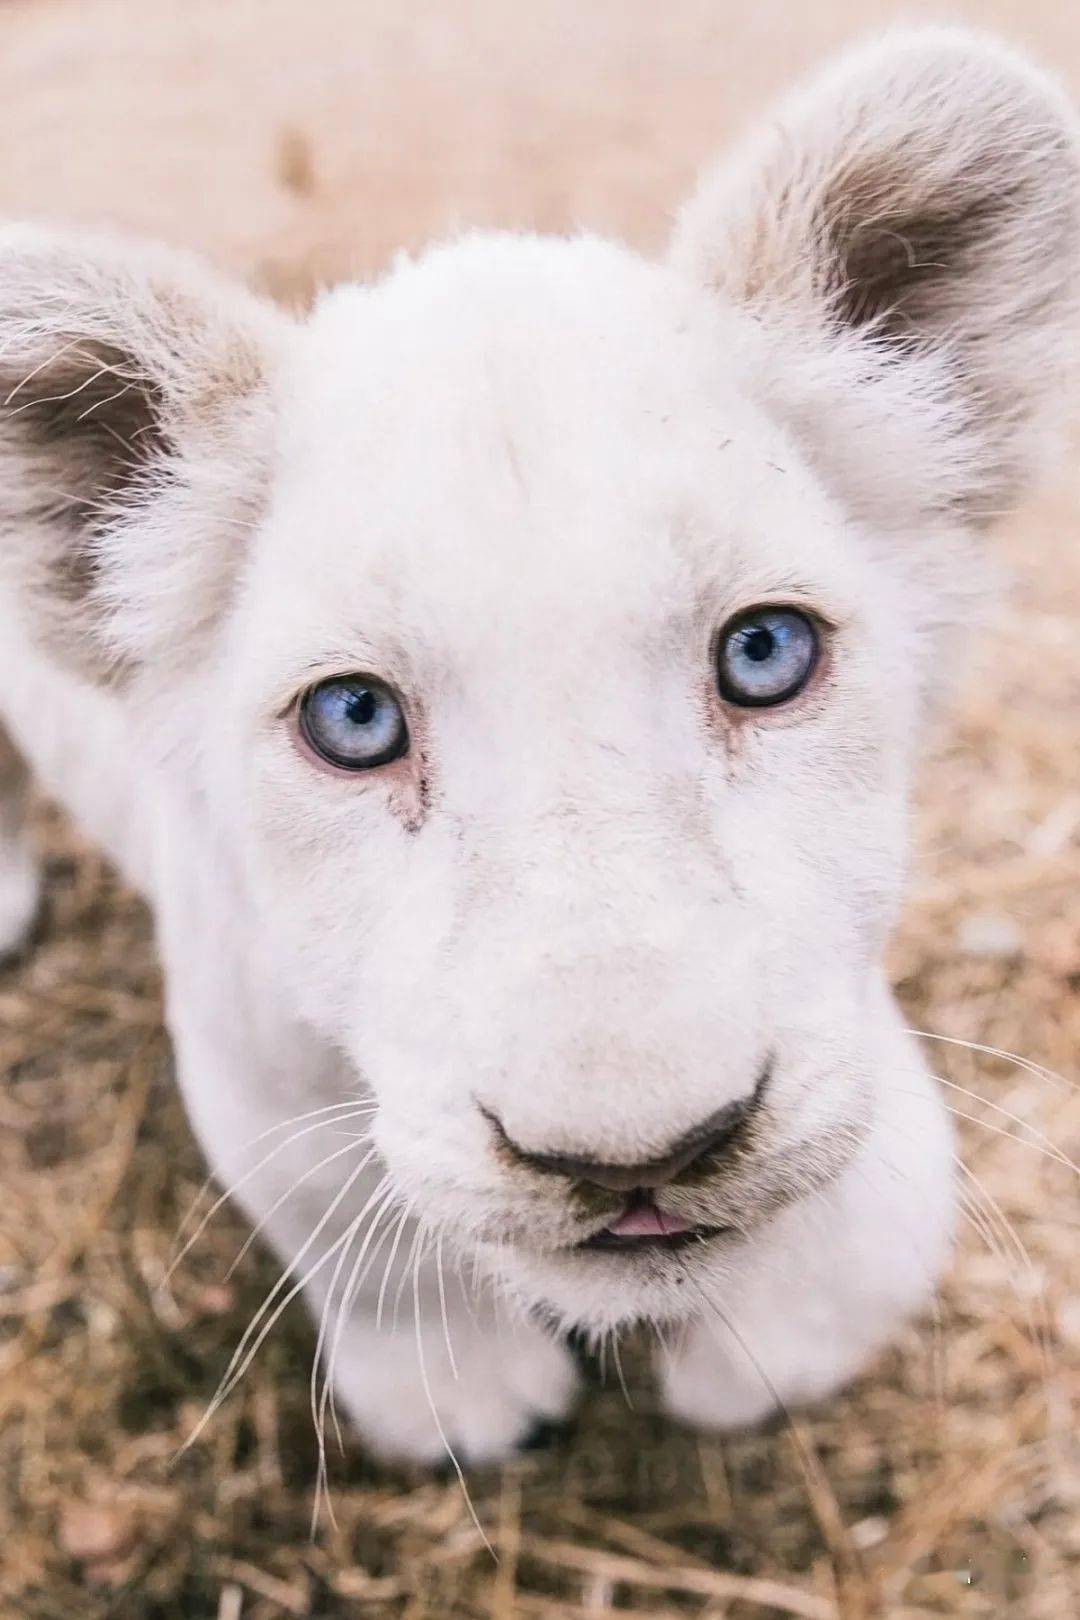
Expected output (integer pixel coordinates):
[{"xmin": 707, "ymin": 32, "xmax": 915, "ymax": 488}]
[{"xmin": 1, "ymin": 2, "xmax": 1079, "ymax": 1616}]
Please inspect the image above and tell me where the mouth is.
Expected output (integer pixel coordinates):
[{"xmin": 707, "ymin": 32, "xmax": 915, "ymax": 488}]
[{"xmin": 575, "ymin": 1191, "xmax": 731, "ymax": 1254}]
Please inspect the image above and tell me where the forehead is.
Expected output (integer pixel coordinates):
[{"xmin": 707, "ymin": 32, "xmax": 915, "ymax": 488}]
[{"xmin": 250, "ymin": 234, "xmax": 854, "ymax": 676}]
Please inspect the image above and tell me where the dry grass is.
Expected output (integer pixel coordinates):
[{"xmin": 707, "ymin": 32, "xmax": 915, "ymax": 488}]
[{"xmin": 2, "ymin": 3, "xmax": 1080, "ymax": 1616}]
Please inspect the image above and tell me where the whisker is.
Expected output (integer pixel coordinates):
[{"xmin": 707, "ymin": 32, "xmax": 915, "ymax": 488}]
[
  {"xmin": 180, "ymin": 1216, "xmax": 357, "ymax": 1455},
  {"xmin": 954, "ymin": 1181, "xmax": 1008, "ymax": 1266},
  {"xmin": 308, "ymin": 1173, "xmax": 392, "ymax": 1532},
  {"xmin": 650, "ymin": 1317, "xmax": 674, "ymax": 1360},
  {"xmin": 375, "ymin": 1208, "xmax": 413, "ymax": 1333},
  {"xmin": 884, "ymin": 1059, "xmax": 1080, "ymax": 1178},
  {"xmin": 689, "ymin": 1281, "xmax": 824, "ymax": 1513},
  {"xmin": 182, "ymin": 1155, "xmax": 374, "ymax": 1445},
  {"xmin": 435, "ymin": 1230, "xmax": 460, "ymax": 1382},
  {"xmin": 321, "ymin": 1185, "xmax": 400, "ymax": 1458},
  {"xmin": 167, "ymin": 1103, "xmax": 375, "ymax": 1280},
  {"xmin": 411, "ymin": 1237, "xmax": 495, "ymax": 1560},
  {"xmin": 226, "ymin": 1140, "xmax": 376, "ymax": 1279},
  {"xmin": 393, "ymin": 1221, "xmax": 428, "ymax": 1332},
  {"xmin": 904, "ymin": 1027, "xmax": 1076, "ymax": 1095},
  {"xmin": 955, "ymin": 1159, "xmax": 1054, "ymax": 1377},
  {"xmin": 930, "ymin": 1073, "xmax": 1080, "ymax": 1179},
  {"xmin": 882, "ymin": 1077, "xmax": 1078, "ymax": 1176},
  {"xmin": 865, "ymin": 1110, "xmax": 1059, "ymax": 1387},
  {"xmin": 610, "ymin": 1331, "xmax": 634, "ymax": 1410},
  {"xmin": 941, "ymin": 1103, "xmax": 1076, "ymax": 1173},
  {"xmin": 247, "ymin": 1098, "xmax": 376, "ymax": 1143}
]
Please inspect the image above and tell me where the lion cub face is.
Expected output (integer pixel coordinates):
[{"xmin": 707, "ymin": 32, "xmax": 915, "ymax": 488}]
[
  {"xmin": 0, "ymin": 29, "xmax": 1075, "ymax": 1323},
  {"xmin": 223, "ymin": 234, "xmax": 913, "ymax": 1321}
]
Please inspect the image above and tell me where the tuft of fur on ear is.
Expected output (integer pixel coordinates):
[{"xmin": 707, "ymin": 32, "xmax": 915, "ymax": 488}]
[
  {"xmin": 0, "ymin": 226, "xmax": 289, "ymax": 680},
  {"xmin": 672, "ymin": 28, "xmax": 1080, "ymax": 530}
]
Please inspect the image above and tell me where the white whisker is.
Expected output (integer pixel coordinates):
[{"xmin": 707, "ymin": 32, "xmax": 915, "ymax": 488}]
[
  {"xmin": 929, "ymin": 1070, "xmax": 1078, "ymax": 1167},
  {"xmin": 956, "ymin": 1159, "xmax": 1053, "ymax": 1374},
  {"xmin": 321, "ymin": 1184, "xmax": 399, "ymax": 1456},
  {"xmin": 227, "ymin": 1140, "xmax": 376, "ymax": 1279},
  {"xmin": 435, "ymin": 1230, "xmax": 459, "ymax": 1381},
  {"xmin": 180, "ymin": 1217, "xmax": 356, "ymax": 1455},
  {"xmin": 411, "ymin": 1239, "xmax": 494, "ymax": 1559},
  {"xmin": 375, "ymin": 1207, "xmax": 413, "ymax": 1333},
  {"xmin": 905, "ymin": 1027, "xmax": 1076, "ymax": 1094},
  {"xmin": 610, "ymin": 1330, "xmax": 633, "ymax": 1410},
  {"xmin": 392, "ymin": 1221, "xmax": 428, "ymax": 1332},
  {"xmin": 181, "ymin": 1155, "xmax": 374, "ymax": 1448},
  {"xmin": 886, "ymin": 1058, "xmax": 1080, "ymax": 1178},
  {"xmin": 167, "ymin": 1103, "xmax": 375, "ymax": 1281},
  {"xmin": 942, "ymin": 1103, "xmax": 1075, "ymax": 1173},
  {"xmin": 308, "ymin": 1174, "xmax": 393, "ymax": 1532}
]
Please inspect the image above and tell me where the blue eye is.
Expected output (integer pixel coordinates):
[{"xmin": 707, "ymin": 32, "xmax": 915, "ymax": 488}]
[
  {"xmin": 716, "ymin": 607, "xmax": 819, "ymax": 708},
  {"xmin": 298, "ymin": 676, "xmax": 409, "ymax": 770}
]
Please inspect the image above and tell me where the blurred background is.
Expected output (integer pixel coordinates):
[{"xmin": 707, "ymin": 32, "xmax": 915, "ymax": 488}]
[{"xmin": 1, "ymin": 2, "xmax": 1079, "ymax": 1617}]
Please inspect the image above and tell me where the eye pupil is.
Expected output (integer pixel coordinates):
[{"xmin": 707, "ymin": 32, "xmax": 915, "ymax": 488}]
[
  {"xmin": 742, "ymin": 627, "xmax": 776, "ymax": 664},
  {"xmin": 716, "ymin": 608, "xmax": 819, "ymax": 708},
  {"xmin": 299, "ymin": 676, "xmax": 409, "ymax": 770},
  {"xmin": 346, "ymin": 689, "xmax": 377, "ymax": 726}
]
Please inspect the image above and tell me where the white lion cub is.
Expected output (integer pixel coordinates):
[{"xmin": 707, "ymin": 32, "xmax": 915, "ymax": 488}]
[{"xmin": 0, "ymin": 29, "xmax": 1076, "ymax": 1463}]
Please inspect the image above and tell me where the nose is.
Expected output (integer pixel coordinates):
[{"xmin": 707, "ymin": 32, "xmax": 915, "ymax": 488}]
[{"xmin": 484, "ymin": 1087, "xmax": 762, "ymax": 1193}]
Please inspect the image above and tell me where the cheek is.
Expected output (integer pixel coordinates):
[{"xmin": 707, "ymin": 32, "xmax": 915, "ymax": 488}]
[
  {"xmin": 245, "ymin": 773, "xmax": 467, "ymax": 1036},
  {"xmin": 718, "ymin": 738, "xmax": 909, "ymax": 960}
]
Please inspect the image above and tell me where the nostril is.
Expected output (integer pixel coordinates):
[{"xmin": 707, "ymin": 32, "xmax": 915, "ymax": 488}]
[{"xmin": 480, "ymin": 1067, "xmax": 767, "ymax": 1192}]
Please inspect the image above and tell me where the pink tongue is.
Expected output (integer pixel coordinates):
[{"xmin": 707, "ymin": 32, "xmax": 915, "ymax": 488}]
[{"xmin": 606, "ymin": 1201, "xmax": 693, "ymax": 1239}]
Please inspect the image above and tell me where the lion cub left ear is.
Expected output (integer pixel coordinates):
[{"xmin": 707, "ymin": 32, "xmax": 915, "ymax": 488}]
[
  {"xmin": 673, "ymin": 28, "xmax": 1080, "ymax": 530},
  {"xmin": 0, "ymin": 227, "xmax": 290, "ymax": 681}
]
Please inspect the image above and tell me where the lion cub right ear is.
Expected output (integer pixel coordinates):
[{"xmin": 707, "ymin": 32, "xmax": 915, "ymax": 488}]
[
  {"xmin": 0, "ymin": 226, "xmax": 291, "ymax": 681},
  {"xmin": 673, "ymin": 28, "xmax": 1080, "ymax": 531}
]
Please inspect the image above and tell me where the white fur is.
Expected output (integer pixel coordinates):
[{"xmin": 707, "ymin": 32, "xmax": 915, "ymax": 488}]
[{"xmin": 0, "ymin": 28, "xmax": 1076, "ymax": 1462}]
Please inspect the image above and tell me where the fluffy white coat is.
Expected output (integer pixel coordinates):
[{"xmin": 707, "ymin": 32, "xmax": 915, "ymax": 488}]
[{"xmin": 0, "ymin": 28, "xmax": 1077, "ymax": 1461}]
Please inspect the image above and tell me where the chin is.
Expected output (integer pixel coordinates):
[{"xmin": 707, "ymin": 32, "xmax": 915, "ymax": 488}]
[{"xmin": 480, "ymin": 1222, "xmax": 744, "ymax": 1335}]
